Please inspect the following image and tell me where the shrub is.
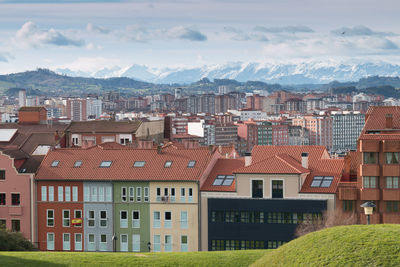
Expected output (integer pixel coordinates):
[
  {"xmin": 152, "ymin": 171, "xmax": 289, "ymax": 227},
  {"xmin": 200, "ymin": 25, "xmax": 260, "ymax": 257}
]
[
  {"xmin": 295, "ymin": 209, "xmax": 359, "ymax": 237},
  {"xmin": 0, "ymin": 228, "xmax": 36, "ymax": 251}
]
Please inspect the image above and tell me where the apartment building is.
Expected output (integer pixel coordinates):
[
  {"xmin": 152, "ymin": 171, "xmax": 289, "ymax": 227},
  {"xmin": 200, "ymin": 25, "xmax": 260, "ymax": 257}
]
[
  {"xmin": 292, "ymin": 115, "xmax": 332, "ymax": 149},
  {"xmin": 332, "ymin": 111, "xmax": 365, "ymax": 152}
]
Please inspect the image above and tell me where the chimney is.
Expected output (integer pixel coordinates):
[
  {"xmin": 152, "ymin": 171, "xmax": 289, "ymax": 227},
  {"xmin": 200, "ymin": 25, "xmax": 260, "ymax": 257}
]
[
  {"xmin": 157, "ymin": 145, "xmax": 162, "ymax": 154},
  {"xmin": 385, "ymin": 114, "xmax": 393, "ymax": 129},
  {"xmin": 301, "ymin": 152, "xmax": 309, "ymax": 169},
  {"xmin": 245, "ymin": 152, "xmax": 252, "ymax": 167}
]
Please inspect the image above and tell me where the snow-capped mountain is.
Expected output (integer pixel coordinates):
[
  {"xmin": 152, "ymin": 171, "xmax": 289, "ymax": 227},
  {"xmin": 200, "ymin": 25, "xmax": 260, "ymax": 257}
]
[{"xmin": 55, "ymin": 61, "xmax": 400, "ymax": 85}]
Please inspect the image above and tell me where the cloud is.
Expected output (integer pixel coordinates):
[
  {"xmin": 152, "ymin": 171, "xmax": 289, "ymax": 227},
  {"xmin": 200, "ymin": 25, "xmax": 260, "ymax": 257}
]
[
  {"xmin": 15, "ymin": 21, "xmax": 84, "ymax": 48},
  {"xmin": 223, "ymin": 26, "xmax": 268, "ymax": 42},
  {"xmin": 86, "ymin": 23, "xmax": 110, "ymax": 34},
  {"xmin": 124, "ymin": 25, "xmax": 207, "ymax": 42},
  {"xmin": 254, "ymin": 25, "xmax": 314, "ymax": 34},
  {"xmin": 331, "ymin": 26, "xmax": 395, "ymax": 37},
  {"xmin": 0, "ymin": 52, "xmax": 13, "ymax": 62}
]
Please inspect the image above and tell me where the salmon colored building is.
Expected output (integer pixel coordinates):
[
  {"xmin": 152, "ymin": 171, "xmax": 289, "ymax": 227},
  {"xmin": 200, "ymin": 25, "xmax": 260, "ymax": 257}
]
[{"xmin": 18, "ymin": 106, "xmax": 47, "ymax": 124}]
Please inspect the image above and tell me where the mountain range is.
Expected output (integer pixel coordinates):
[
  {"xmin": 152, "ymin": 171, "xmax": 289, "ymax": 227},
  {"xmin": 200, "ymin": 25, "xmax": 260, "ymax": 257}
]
[{"xmin": 56, "ymin": 61, "xmax": 400, "ymax": 85}]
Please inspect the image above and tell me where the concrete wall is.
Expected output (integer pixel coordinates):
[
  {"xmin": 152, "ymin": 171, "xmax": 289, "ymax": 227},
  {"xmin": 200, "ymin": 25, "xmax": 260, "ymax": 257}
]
[{"xmin": 136, "ymin": 120, "xmax": 164, "ymax": 143}]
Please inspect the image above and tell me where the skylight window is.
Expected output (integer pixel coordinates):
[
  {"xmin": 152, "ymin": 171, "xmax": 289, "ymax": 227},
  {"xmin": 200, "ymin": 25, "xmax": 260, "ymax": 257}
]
[
  {"xmin": 187, "ymin": 160, "xmax": 196, "ymax": 168},
  {"xmin": 164, "ymin": 161, "xmax": 173, "ymax": 168},
  {"xmin": 134, "ymin": 161, "xmax": 146, "ymax": 167},
  {"xmin": 212, "ymin": 175, "xmax": 235, "ymax": 186},
  {"xmin": 51, "ymin": 160, "xmax": 59, "ymax": 167},
  {"xmin": 99, "ymin": 161, "xmax": 112, "ymax": 168},
  {"xmin": 311, "ymin": 176, "xmax": 334, "ymax": 188},
  {"xmin": 74, "ymin": 161, "xmax": 82, "ymax": 168}
]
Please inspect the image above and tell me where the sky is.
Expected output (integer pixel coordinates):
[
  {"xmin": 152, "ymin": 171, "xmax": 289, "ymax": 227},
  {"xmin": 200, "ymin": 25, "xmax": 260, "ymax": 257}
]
[{"xmin": 0, "ymin": 0, "xmax": 400, "ymax": 74}]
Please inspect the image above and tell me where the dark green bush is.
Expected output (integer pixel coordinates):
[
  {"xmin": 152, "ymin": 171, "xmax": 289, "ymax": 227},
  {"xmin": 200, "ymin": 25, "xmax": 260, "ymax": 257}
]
[{"xmin": 0, "ymin": 228, "xmax": 36, "ymax": 251}]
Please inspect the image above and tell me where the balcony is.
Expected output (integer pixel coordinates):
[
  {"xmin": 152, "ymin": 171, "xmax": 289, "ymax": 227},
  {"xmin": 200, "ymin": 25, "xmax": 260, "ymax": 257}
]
[
  {"xmin": 360, "ymin": 164, "xmax": 380, "ymax": 177},
  {"xmin": 382, "ymin": 189, "xmax": 400, "ymax": 201},
  {"xmin": 382, "ymin": 165, "xmax": 400, "ymax": 177},
  {"xmin": 338, "ymin": 186, "xmax": 358, "ymax": 200},
  {"xmin": 360, "ymin": 188, "xmax": 380, "ymax": 200},
  {"xmin": 383, "ymin": 140, "xmax": 400, "ymax": 152},
  {"xmin": 360, "ymin": 140, "xmax": 379, "ymax": 152},
  {"xmin": 382, "ymin": 213, "xmax": 400, "ymax": 223},
  {"xmin": 8, "ymin": 206, "xmax": 22, "ymax": 216}
]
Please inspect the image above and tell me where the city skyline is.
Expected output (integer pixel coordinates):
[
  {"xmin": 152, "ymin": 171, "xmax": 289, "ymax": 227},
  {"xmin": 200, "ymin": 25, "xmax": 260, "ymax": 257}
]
[{"xmin": 0, "ymin": 0, "xmax": 400, "ymax": 75}]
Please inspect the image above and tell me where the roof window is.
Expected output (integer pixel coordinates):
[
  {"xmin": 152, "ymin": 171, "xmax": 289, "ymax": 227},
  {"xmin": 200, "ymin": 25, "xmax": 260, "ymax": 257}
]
[
  {"xmin": 212, "ymin": 175, "xmax": 235, "ymax": 186},
  {"xmin": 310, "ymin": 176, "xmax": 334, "ymax": 188},
  {"xmin": 134, "ymin": 161, "xmax": 146, "ymax": 167},
  {"xmin": 99, "ymin": 161, "xmax": 112, "ymax": 168},
  {"xmin": 187, "ymin": 160, "xmax": 196, "ymax": 168},
  {"xmin": 164, "ymin": 161, "xmax": 173, "ymax": 168},
  {"xmin": 51, "ymin": 160, "xmax": 59, "ymax": 167},
  {"xmin": 74, "ymin": 160, "xmax": 82, "ymax": 168}
]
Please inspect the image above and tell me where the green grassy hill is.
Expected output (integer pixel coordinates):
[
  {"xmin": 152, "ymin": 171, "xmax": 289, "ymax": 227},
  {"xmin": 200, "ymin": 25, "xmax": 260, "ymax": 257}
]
[
  {"xmin": 252, "ymin": 224, "xmax": 400, "ymax": 267},
  {"xmin": 0, "ymin": 249, "xmax": 267, "ymax": 267}
]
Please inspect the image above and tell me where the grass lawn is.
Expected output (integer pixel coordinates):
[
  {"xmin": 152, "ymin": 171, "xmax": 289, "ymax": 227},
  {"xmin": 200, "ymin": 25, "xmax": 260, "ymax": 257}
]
[
  {"xmin": 251, "ymin": 224, "xmax": 400, "ymax": 267},
  {"xmin": 0, "ymin": 249, "xmax": 268, "ymax": 267}
]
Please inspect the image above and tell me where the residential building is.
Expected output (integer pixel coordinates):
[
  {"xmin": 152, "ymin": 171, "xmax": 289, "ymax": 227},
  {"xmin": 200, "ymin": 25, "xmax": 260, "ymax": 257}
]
[
  {"xmin": 292, "ymin": 116, "xmax": 332, "ymax": 149},
  {"xmin": 332, "ymin": 111, "xmax": 365, "ymax": 152}
]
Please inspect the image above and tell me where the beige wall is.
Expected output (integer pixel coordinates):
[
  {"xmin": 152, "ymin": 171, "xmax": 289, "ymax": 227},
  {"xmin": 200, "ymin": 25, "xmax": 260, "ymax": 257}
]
[
  {"xmin": 149, "ymin": 181, "xmax": 199, "ymax": 252},
  {"xmin": 136, "ymin": 120, "xmax": 164, "ymax": 142},
  {"xmin": 236, "ymin": 173, "xmax": 302, "ymax": 198}
]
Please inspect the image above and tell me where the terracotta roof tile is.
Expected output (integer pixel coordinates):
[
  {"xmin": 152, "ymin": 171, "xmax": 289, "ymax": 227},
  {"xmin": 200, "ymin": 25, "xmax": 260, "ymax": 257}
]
[
  {"xmin": 35, "ymin": 145, "xmax": 215, "ymax": 181},
  {"xmin": 201, "ymin": 158, "xmax": 244, "ymax": 192},
  {"xmin": 363, "ymin": 106, "xmax": 400, "ymax": 131}
]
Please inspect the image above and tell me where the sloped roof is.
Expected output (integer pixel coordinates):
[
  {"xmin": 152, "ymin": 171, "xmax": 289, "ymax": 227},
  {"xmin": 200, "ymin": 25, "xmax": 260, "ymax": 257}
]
[
  {"xmin": 363, "ymin": 106, "xmax": 400, "ymax": 131},
  {"xmin": 66, "ymin": 120, "xmax": 141, "ymax": 133},
  {"xmin": 201, "ymin": 158, "xmax": 244, "ymax": 192},
  {"xmin": 234, "ymin": 154, "xmax": 309, "ymax": 174},
  {"xmin": 19, "ymin": 106, "xmax": 46, "ymax": 112},
  {"xmin": 35, "ymin": 145, "xmax": 215, "ymax": 181}
]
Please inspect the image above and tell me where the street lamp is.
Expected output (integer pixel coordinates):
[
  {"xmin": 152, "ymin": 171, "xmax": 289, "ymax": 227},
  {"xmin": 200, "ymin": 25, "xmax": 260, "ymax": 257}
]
[
  {"xmin": 361, "ymin": 201, "xmax": 376, "ymax": 225},
  {"xmin": 112, "ymin": 234, "xmax": 118, "ymax": 252}
]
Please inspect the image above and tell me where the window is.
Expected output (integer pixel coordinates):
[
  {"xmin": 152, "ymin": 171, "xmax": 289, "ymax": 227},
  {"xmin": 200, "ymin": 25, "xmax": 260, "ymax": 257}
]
[
  {"xmin": 74, "ymin": 210, "xmax": 82, "ymax": 227},
  {"xmin": 386, "ymin": 152, "xmax": 399, "ymax": 164},
  {"xmin": 164, "ymin": 161, "xmax": 173, "ymax": 168},
  {"xmin": 187, "ymin": 160, "xmax": 196, "ymax": 168},
  {"xmin": 310, "ymin": 176, "xmax": 334, "ymax": 188},
  {"xmin": 88, "ymin": 234, "xmax": 95, "ymax": 251},
  {"xmin": 88, "ymin": 210, "xmax": 95, "ymax": 227},
  {"xmin": 181, "ymin": 236, "xmax": 188, "ymax": 252},
  {"xmin": 165, "ymin": 212, "xmax": 172, "ymax": 228},
  {"xmin": 121, "ymin": 187, "xmax": 127, "ymax": 202},
  {"xmin": 49, "ymin": 186, "xmax": 54, "ymax": 201},
  {"xmin": 47, "ymin": 210, "xmax": 54, "ymax": 227},
  {"xmin": 156, "ymin": 188, "xmax": 161, "ymax": 201},
  {"xmin": 98, "ymin": 187, "xmax": 104, "ymax": 202},
  {"xmin": 363, "ymin": 176, "xmax": 378, "ymax": 188},
  {"xmin": 170, "ymin": 188, "xmax": 175, "ymax": 202},
  {"xmin": 0, "ymin": 219, "xmax": 5, "ymax": 229},
  {"xmin": 100, "ymin": 211, "xmax": 107, "ymax": 227},
  {"xmin": 133, "ymin": 161, "xmax": 145, "ymax": 167},
  {"xmin": 212, "ymin": 175, "xmax": 235, "ymax": 186},
  {"xmin": 91, "ymin": 186, "xmax": 97, "ymax": 202},
  {"xmin": 11, "ymin": 220, "xmax": 20, "ymax": 232},
  {"xmin": 136, "ymin": 187, "xmax": 142, "ymax": 202},
  {"xmin": 181, "ymin": 211, "xmax": 188, "ymax": 229},
  {"xmin": 144, "ymin": 187, "xmax": 149, "ymax": 202},
  {"xmin": 106, "ymin": 187, "xmax": 112, "ymax": 202},
  {"xmin": 165, "ymin": 235, "xmax": 172, "ymax": 252},
  {"xmin": 153, "ymin": 235, "xmax": 161, "ymax": 252},
  {"xmin": 188, "ymin": 188, "xmax": 193, "ymax": 202},
  {"xmin": 65, "ymin": 186, "xmax": 71, "ymax": 202},
  {"xmin": 84, "ymin": 186, "xmax": 90, "ymax": 202},
  {"xmin": 154, "ymin": 211, "xmax": 161, "ymax": 228},
  {"xmin": 129, "ymin": 187, "xmax": 134, "ymax": 202},
  {"xmin": 180, "ymin": 188, "xmax": 186, "ymax": 202},
  {"xmin": 133, "ymin": 211, "xmax": 140, "ymax": 228},
  {"xmin": 72, "ymin": 186, "xmax": 78, "ymax": 202},
  {"xmin": 120, "ymin": 234, "xmax": 128, "ymax": 252},
  {"xmin": 164, "ymin": 187, "xmax": 169, "ymax": 197},
  {"xmin": 41, "ymin": 186, "xmax": 47, "ymax": 201},
  {"xmin": 0, "ymin": 193, "xmax": 5, "ymax": 205},
  {"xmin": 272, "ymin": 180, "xmax": 283, "ymax": 198},
  {"xmin": 386, "ymin": 201, "xmax": 399, "ymax": 212},
  {"xmin": 47, "ymin": 233, "xmax": 54, "ymax": 250},
  {"xmin": 51, "ymin": 160, "xmax": 59, "ymax": 167},
  {"xmin": 363, "ymin": 152, "xmax": 378, "ymax": 164},
  {"xmin": 343, "ymin": 200, "xmax": 355, "ymax": 212},
  {"xmin": 386, "ymin": 176, "xmax": 400, "ymax": 189},
  {"xmin": 75, "ymin": 233, "xmax": 82, "ymax": 251},
  {"xmin": 100, "ymin": 234, "xmax": 107, "ymax": 251},
  {"xmin": 0, "ymin": 170, "xmax": 5, "ymax": 180},
  {"xmin": 132, "ymin": 234, "xmax": 140, "ymax": 252},
  {"xmin": 252, "ymin": 180, "xmax": 263, "ymax": 198},
  {"xmin": 120, "ymin": 211, "xmax": 128, "ymax": 228},
  {"xmin": 74, "ymin": 160, "xmax": 82, "ymax": 167},
  {"xmin": 63, "ymin": 233, "xmax": 70, "ymax": 251},
  {"xmin": 63, "ymin": 210, "xmax": 70, "ymax": 227},
  {"xmin": 58, "ymin": 186, "xmax": 63, "ymax": 202},
  {"xmin": 99, "ymin": 161, "xmax": 112, "ymax": 168}
]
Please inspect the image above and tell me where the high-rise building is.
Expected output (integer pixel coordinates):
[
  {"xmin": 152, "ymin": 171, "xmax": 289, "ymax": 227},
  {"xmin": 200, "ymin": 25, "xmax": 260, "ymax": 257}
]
[
  {"xmin": 332, "ymin": 111, "xmax": 365, "ymax": 152},
  {"xmin": 66, "ymin": 99, "xmax": 87, "ymax": 121},
  {"xmin": 18, "ymin": 89, "xmax": 26, "ymax": 108},
  {"xmin": 292, "ymin": 115, "xmax": 332, "ymax": 149}
]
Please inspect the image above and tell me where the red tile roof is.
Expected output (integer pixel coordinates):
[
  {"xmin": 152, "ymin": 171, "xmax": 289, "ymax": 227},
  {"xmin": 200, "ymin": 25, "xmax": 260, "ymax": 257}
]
[
  {"xmin": 201, "ymin": 158, "xmax": 244, "ymax": 192},
  {"xmin": 363, "ymin": 106, "xmax": 400, "ymax": 131},
  {"xmin": 35, "ymin": 145, "xmax": 215, "ymax": 181},
  {"xmin": 66, "ymin": 120, "xmax": 141, "ymax": 133},
  {"xmin": 234, "ymin": 154, "xmax": 309, "ymax": 174}
]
